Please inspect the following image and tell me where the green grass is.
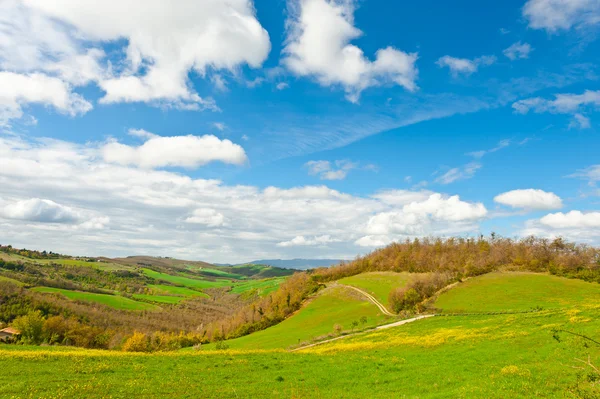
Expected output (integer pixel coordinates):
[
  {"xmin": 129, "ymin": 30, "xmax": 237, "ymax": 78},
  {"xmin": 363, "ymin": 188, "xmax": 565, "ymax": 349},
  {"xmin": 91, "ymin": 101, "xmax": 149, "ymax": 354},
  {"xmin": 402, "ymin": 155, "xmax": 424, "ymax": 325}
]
[
  {"xmin": 212, "ymin": 285, "xmax": 391, "ymax": 350},
  {"xmin": 230, "ymin": 277, "xmax": 285, "ymax": 297},
  {"xmin": 132, "ymin": 284, "xmax": 210, "ymax": 304},
  {"xmin": 131, "ymin": 294, "xmax": 186, "ymax": 304},
  {"xmin": 2, "ymin": 305, "xmax": 599, "ymax": 398},
  {"xmin": 434, "ymin": 272, "xmax": 600, "ymax": 313},
  {"xmin": 196, "ymin": 267, "xmax": 245, "ymax": 280},
  {"xmin": 0, "ymin": 274, "xmax": 26, "ymax": 286},
  {"xmin": 3, "ymin": 272, "xmax": 600, "ymax": 397},
  {"xmin": 0, "ymin": 252, "xmax": 130, "ymax": 271},
  {"xmin": 141, "ymin": 269, "xmax": 232, "ymax": 289},
  {"xmin": 31, "ymin": 287, "xmax": 157, "ymax": 311},
  {"xmin": 146, "ymin": 284, "xmax": 208, "ymax": 297},
  {"xmin": 338, "ymin": 271, "xmax": 420, "ymax": 307}
]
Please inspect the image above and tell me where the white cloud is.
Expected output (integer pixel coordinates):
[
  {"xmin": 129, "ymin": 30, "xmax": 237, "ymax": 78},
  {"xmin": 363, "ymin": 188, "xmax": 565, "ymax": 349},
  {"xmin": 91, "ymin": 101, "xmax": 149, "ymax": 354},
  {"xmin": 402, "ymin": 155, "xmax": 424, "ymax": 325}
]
[
  {"xmin": 0, "ymin": 198, "xmax": 109, "ymax": 230},
  {"xmin": 0, "ymin": 0, "xmax": 271, "ymax": 120},
  {"xmin": 102, "ymin": 135, "xmax": 248, "ymax": 169},
  {"xmin": 276, "ymin": 82, "xmax": 290, "ymax": 90},
  {"xmin": 356, "ymin": 193, "xmax": 487, "ymax": 246},
  {"xmin": 503, "ymin": 42, "xmax": 533, "ymax": 60},
  {"xmin": 0, "ymin": 72, "xmax": 92, "ymax": 126},
  {"xmin": 1, "ymin": 198, "xmax": 80, "ymax": 223},
  {"xmin": 467, "ymin": 139, "xmax": 511, "ymax": 158},
  {"xmin": 513, "ymin": 89, "xmax": 600, "ymax": 127},
  {"xmin": 128, "ymin": 128, "xmax": 157, "ymax": 140},
  {"xmin": 212, "ymin": 122, "xmax": 226, "ymax": 131},
  {"xmin": 494, "ymin": 189, "xmax": 563, "ymax": 210},
  {"xmin": 436, "ymin": 55, "xmax": 496, "ymax": 77},
  {"xmin": 523, "ymin": 0, "xmax": 600, "ymax": 32},
  {"xmin": 435, "ymin": 162, "xmax": 482, "ymax": 184},
  {"xmin": 540, "ymin": 210, "xmax": 600, "ymax": 228},
  {"xmin": 277, "ymin": 234, "xmax": 340, "ymax": 247},
  {"xmin": 570, "ymin": 164, "xmax": 600, "ymax": 183},
  {"xmin": 0, "ymin": 136, "xmax": 492, "ymax": 261},
  {"xmin": 185, "ymin": 208, "xmax": 225, "ymax": 227},
  {"xmin": 283, "ymin": 0, "xmax": 418, "ymax": 102},
  {"xmin": 569, "ymin": 113, "xmax": 592, "ymax": 129},
  {"xmin": 306, "ymin": 159, "xmax": 366, "ymax": 180}
]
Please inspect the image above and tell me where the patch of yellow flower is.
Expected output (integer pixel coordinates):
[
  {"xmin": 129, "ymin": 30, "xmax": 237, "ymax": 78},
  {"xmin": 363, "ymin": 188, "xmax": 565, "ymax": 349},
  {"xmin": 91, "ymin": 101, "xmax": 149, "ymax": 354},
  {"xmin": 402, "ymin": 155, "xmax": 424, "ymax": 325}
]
[
  {"xmin": 499, "ymin": 365, "xmax": 531, "ymax": 378},
  {"xmin": 301, "ymin": 327, "xmax": 491, "ymax": 354}
]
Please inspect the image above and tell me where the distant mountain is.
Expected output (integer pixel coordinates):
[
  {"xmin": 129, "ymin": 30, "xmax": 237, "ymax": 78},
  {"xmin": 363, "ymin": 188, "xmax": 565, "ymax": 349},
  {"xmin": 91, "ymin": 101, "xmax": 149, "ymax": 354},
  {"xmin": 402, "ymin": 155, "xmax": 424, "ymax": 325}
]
[{"xmin": 245, "ymin": 259, "xmax": 345, "ymax": 270}]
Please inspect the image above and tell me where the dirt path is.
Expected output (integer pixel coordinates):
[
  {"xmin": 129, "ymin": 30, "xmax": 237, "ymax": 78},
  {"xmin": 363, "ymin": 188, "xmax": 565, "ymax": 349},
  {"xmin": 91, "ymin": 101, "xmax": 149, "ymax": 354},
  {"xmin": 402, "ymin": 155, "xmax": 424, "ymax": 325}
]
[
  {"xmin": 341, "ymin": 284, "xmax": 396, "ymax": 316},
  {"xmin": 291, "ymin": 314, "xmax": 435, "ymax": 352}
]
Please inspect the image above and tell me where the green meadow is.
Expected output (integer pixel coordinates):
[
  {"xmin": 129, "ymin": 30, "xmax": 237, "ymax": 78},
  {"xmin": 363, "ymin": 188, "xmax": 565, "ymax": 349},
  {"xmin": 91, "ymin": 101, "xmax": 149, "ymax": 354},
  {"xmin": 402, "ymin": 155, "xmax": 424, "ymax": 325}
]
[
  {"xmin": 141, "ymin": 268, "xmax": 233, "ymax": 289},
  {"xmin": 31, "ymin": 287, "xmax": 157, "ymax": 311},
  {"xmin": 5, "ymin": 271, "xmax": 600, "ymax": 398},
  {"xmin": 434, "ymin": 272, "xmax": 600, "ymax": 313},
  {"xmin": 229, "ymin": 277, "xmax": 286, "ymax": 296},
  {"xmin": 211, "ymin": 285, "xmax": 391, "ymax": 350},
  {"xmin": 338, "ymin": 271, "xmax": 420, "ymax": 307},
  {"xmin": 2, "ymin": 304, "xmax": 598, "ymax": 398}
]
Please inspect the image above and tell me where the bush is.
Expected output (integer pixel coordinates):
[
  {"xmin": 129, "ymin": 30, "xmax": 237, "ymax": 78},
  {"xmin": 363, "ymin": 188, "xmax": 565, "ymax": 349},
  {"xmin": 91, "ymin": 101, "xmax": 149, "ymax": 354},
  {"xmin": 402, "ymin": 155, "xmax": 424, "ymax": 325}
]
[
  {"xmin": 12, "ymin": 310, "xmax": 45, "ymax": 344},
  {"xmin": 122, "ymin": 332, "xmax": 150, "ymax": 352}
]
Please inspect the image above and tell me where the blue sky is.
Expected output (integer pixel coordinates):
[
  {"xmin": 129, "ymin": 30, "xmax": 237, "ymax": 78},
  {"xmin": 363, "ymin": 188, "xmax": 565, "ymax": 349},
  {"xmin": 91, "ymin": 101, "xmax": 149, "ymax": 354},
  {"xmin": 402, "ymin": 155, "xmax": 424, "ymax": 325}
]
[{"xmin": 0, "ymin": 0, "xmax": 599, "ymax": 262}]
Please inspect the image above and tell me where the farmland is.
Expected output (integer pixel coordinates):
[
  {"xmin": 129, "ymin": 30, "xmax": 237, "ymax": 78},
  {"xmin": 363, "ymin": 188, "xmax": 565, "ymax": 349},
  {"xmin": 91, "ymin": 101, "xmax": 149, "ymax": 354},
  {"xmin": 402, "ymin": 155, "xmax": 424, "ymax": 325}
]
[{"xmin": 3, "ymin": 273, "xmax": 600, "ymax": 397}]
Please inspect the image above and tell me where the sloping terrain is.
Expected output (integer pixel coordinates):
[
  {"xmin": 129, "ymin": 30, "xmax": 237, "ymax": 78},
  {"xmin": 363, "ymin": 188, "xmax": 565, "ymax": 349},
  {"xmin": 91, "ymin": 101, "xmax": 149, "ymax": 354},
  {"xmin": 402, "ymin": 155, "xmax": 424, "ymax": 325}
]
[
  {"xmin": 433, "ymin": 272, "xmax": 600, "ymax": 313},
  {"xmin": 208, "ymin": 284, "xmax": 392, "ymax": 350}
]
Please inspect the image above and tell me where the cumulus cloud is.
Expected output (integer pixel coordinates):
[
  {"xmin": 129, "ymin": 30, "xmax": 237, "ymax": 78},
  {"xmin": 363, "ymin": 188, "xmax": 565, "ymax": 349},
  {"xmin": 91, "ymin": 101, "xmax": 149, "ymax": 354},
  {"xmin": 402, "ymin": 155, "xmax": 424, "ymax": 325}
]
[
  {"xmin": 521, "ymin": 209, "xmax": 600, "ymax": 244},
  {"xmin": 0, "ymin": 136, "xmax": 492, "ymax": 261},
  {"xmin": 523, "ymin": 0, "xmax": 600, "ymax": 32},
  {"xmin": 512, "ymin": 89, "xmax": 600, "ymax": 128},
  {"xmin": 436, "ymin": 55, "xmax": 496, "ymax": 77},
  {"xmin": 1, "ymin": 198, "xmax": 80, "ymax": 223},
  {"xmin": 494, "ymin": 189, "xmax": 563, "ymax": 210},
  {"xmin": 283, "ymin": 0, "xmax": 418, "ymax": 102},
  {"xmin": 0, "ymin": 198, "xmax": 109, "ymax": 230},
  {"xmin": 101, "ymin": 135, "xmax": 248, "ymax": 169},
  {"xmin": 277, "ymin": 235, "xmax": 340, "ymax": 247},
  {"xmin": 0, "ymin": 0, "xmax": 271, "ymax": 122},
  {"xmin": 503, "ymin": 42, "xmax": 533, "ymax": 60},
  {"xmin": 540, "ymin": 210, "xmax": 600, "ymax": 228},
  {"xmin": 0, "ymin": 72, "xmax": 92, "ymax": 126},
  {"xmin": 356, "ymin": 193, "xmax": 487, "ymax": 246},
  {"xmin": 185, "ymin": 208, "xmax": 225, "ymax": 227}
]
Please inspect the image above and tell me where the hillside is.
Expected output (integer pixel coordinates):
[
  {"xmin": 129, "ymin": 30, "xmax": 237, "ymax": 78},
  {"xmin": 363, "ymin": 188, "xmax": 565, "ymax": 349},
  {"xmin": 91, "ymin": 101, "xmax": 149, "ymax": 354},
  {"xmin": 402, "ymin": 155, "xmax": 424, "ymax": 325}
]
[
  {"xmin": 243, "ymin": 259, "xmax": 344, "ymax": 270},
  {"xmin": 0, "ymin": 245, "xmax": 297, "ymax": 349},
  {"xmin": 3, "ymin": 270, "xmax": 600, "ymax": 397}
]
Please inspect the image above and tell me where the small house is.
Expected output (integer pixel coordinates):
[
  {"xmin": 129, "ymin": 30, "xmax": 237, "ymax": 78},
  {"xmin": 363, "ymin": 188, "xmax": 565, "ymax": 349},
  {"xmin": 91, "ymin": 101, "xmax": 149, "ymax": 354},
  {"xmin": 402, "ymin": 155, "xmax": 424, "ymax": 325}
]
[{"xmin": 0, "ymin": 327, "xmax": 20, "ymax": 342}]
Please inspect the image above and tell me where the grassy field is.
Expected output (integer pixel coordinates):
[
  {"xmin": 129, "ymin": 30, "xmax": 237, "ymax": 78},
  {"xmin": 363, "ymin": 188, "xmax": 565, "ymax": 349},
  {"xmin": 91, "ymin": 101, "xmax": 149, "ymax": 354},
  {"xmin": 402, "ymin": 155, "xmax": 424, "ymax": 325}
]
[
  {"xmin": 338, "ymin": 271, "xmax": 420, "ymax": 307},
  {"xmin": 4, "ymin": 272, "xmax": 600, "ymax": 398},
  {"xmin": 229, "ymin": 277, "xmax": 285, "ymax": 297},
  {"xmin": 132, "ymin": 284, "xmax": 209, "ymax": 303},
  {"xmin": 0, "ymin": 252, "xmax": 130, "ymax": 271},
  {"xmin": 2, "ymin": 303, "xmax": 599, "ymax": 398},
  {"xmin": 141, "ymin": 268, "xmax": 232, "ymax": 289},
  {"xmin": 434, "ymin": 272, "xmax": 600, "ymax": 313},
  {"xmin": 196, "ymin": 267, "xmax": 245, "ymax": 280},
  {"xmin": 31, "ymin": 287, "xmax": 157, "ymax": 311},
  {"xmin": 210, "ymin": 285, "xmax": 391, "ymax": 350}
]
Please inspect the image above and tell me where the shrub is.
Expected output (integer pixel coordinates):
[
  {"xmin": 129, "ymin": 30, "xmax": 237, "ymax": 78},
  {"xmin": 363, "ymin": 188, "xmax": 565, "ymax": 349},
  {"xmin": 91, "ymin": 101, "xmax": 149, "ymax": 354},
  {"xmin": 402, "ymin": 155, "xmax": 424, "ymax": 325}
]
[
  {"xmin": 122, "ymin": 331, "xmax": 150, "ymax": 352},
  {"xmin": 12, "ymin": 310, "xmax": 45, "ymax": 344}
]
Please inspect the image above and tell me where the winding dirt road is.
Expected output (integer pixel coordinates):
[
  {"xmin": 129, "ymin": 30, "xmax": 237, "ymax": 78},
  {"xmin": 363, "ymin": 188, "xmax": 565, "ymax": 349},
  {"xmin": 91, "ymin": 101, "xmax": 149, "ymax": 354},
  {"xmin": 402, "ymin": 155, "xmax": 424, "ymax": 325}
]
[{"xmin": 342, "ymin": 285, "xmax": 396, "ymax": 316}]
